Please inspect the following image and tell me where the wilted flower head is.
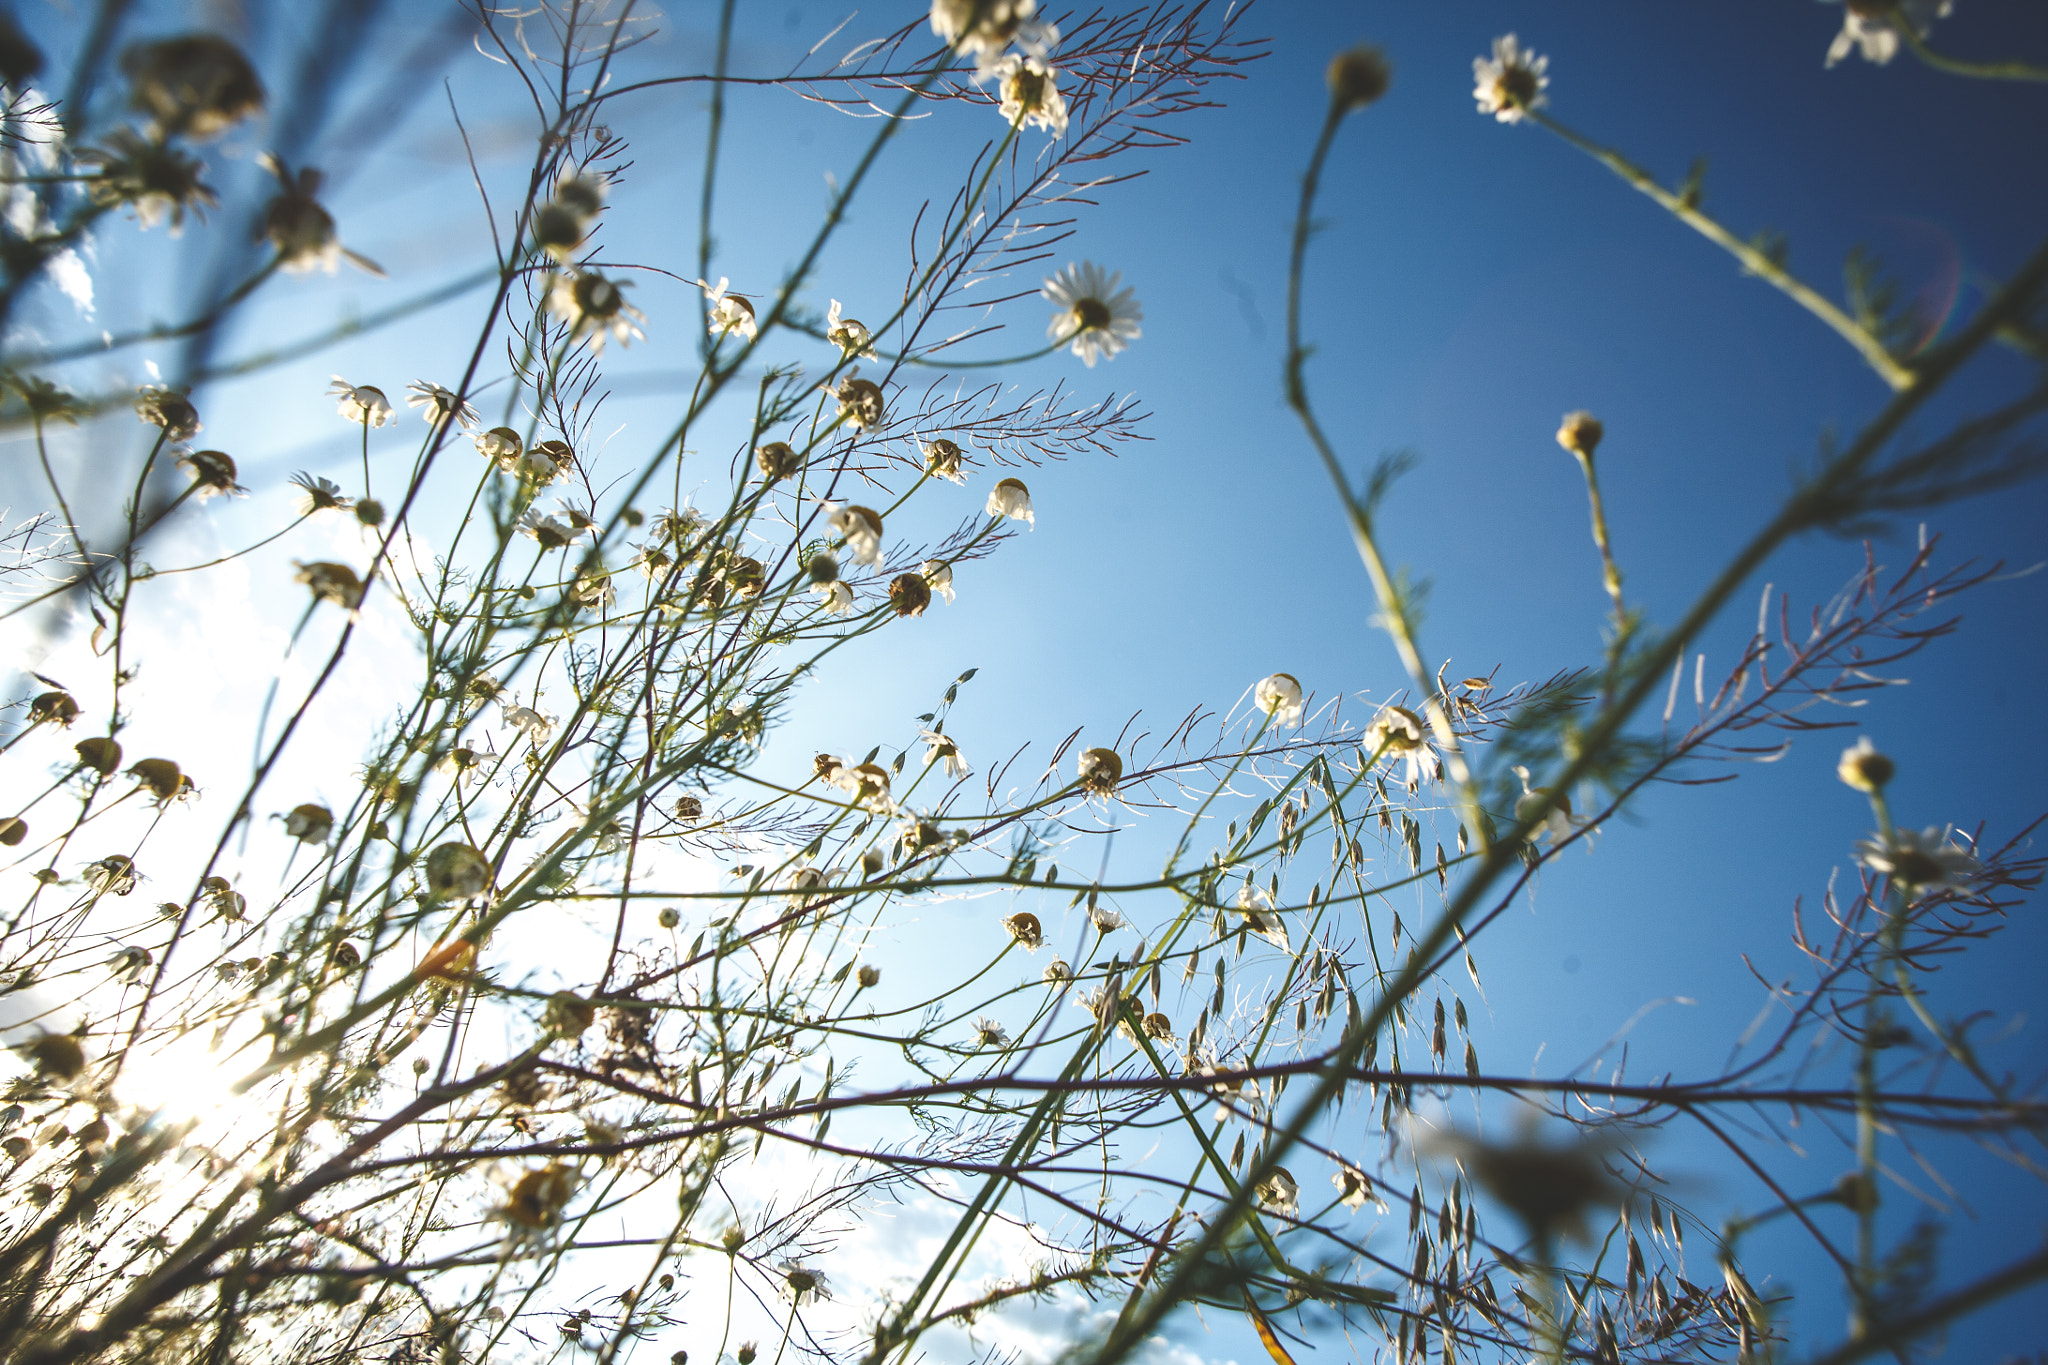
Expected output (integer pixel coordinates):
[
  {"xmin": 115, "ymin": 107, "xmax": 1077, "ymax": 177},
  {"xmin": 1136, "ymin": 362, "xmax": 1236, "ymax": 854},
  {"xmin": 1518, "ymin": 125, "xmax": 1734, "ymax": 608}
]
[
  {"xmin": 475, "ymin": 425, "xmax": 523, "ymax": 471},
  {"xmin": 75, "ymin": 735, "xmax": 122, "ymax": 774},
  {"xmin": 425, "ymin": 842, "xmax": 493, "ymax": 900},
  {"xmin": 1043, "ymin": 958, "xmax": 1073, "ymax": 984},
  {"xmin": 825, "ymin": 300, "xmax": 877, "ymax": 359},
  {"xmin": 80, "ymin": 128, "xmax": 217, "ymax": 233},
  {"xmin": 85, "ymin": 854, "xmax": 140, "ymax": 895},
  {"xmin": 836, "ymin": 373, "xmax": 887, "ymax": 430},
  {"xmin": 176, "ymin": 449, "xmax": 246, "ymax": 498},
  {"xmin": 923, "ymin": 437, "xmax": 966, "ymax": 482},
  {"xmin": 1003, "ymin": 911, "xmax": 1044, "ymax": 950},
  {"xmin": 534, "ymin": 169, "xmax": 607, "ymax": 259},
  {"xmin": 282, "ymin": 803, "xmax": 334, "ymax": 845},
  {"xmin": 889, "ymin": 572, "xmax": 932, "ymax": 618},
  {"xmin": 126, "ymin": 758, "xmax": 183, "ymax": 803},
  {"xmin": 1234, "ymin": 884, "xmax": 1289, "ymax": 950},
  {"xmin": 1837, "ymin": 736, "xmax": 1894, "ymax": 793},
  {"xmin": 1077, "ymin": 746, "xmax": 1122, "ymax": 795},
  {"xmin": 1367, "ymin": 704, "xmax": 1438, "ymax": 787},
  {"xmin": 1556, "ymin": 410, "xmax": 1604, "ymax": 459},
  {"xmin": 1254, "ymin": 672, "xmax": 1303, "ymax": 727},
  {"xmin": 755, "ymin": 440, "xmax": 802, "ymax": 482},
  {"xmin": 1854, "ymin": 825, "xmax": 1981, "ymax": 892},
  {"xmin": 989, "ymin": 53, "xmax": 1067, "ymax": 136},
  {"xmin": 857, "ymin": 963, "xmax": 881, "ymax": 988},
  {"xmin": 497, "ymin": 1162, "xmax": 578, "ymax": 1233},
  {"xmin": 294, "ymin": 560, "xmax": 365, "ymax": 611},
  {"xmin": 290, "ymin": 471, "xmax": 350, "ymax": 515},
  {"xmin": 920, "ymin": 727, "xmax": 968, "ymax": 778},
  {"xmin": 549, "ymin": 270, "xmax": 645, "ymax": 353},
  {"xmin": 135, "ymin": 386, "xmax": 200, "ymax": 441},
  {"xmin": 1327, "ymin": 45, "xmax": 1392, "ymax": 111},
  {"xmin": 122, "ymin": 34, "xmax": 264, "ymax": 139},
  {"xmin": 1042, "ymin": 262, "xmax": 1142, "ymax": 367},
  {"xmin": 826, "ymin": 503, "xmax": 884, "ymax": 566},
  {"xmin": 705, "ymin": 277, "xmax": 757, "ymax": 339},
  {"xmin": 30, "ymin": 689, "xmax": 80, "ymax": 728},
  {"xmin": 328, "ymin": 377, "xmax": 394, "ymax": 427},
  {"xmin": 986, "ymin": 476, "xmax": 1034, "ymax": 525},
  {"xmin": 828, "ymin": 760, "xmax": 894, "ymax": 813},
  {"xmin": 406, "ymin": 381, "xmax": 479, "ymax": 429},
  {"xmin": 930, "ymin": 0, "xmax": 1056, "ymax": 71},
  {"xmin": 1472, "ymin": 34, "xmax": 1549, "ymax": 123},
  {"xmin": 1826, "ymin": 0, "xmax": 1952, "ymax": 67},
  {"xmin": 523, "ymin": 439, "xmax": 576, "ymax": 485}
]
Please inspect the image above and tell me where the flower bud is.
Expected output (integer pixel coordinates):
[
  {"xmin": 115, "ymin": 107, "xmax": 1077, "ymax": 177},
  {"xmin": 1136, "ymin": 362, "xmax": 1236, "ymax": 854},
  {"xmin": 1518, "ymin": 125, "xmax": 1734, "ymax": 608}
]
[
  {"xmin": 354, "ymin": 498, "xmax": 385, "ymax": 527},
  {"xmin": 1327, "ymin": 45, "xmax": 1392, "ymax": 111},
  {"xmin": 857, "ymin": 964, "xmax": 880, "ymax": 988},
  {"xmin": 1836, "ymin": 737, "xmax": 1893, "ymax": 793},
  {"xmin": 0, "ymin": 817, "xmax": 24, "ymax": 846},
  {"xmin": 1555, "ymin": 410, "xmax": 1604, "ymax": 459},
  {"xmin": 755, "ymin": 441, "xmax": 801, "ymax": 481}
]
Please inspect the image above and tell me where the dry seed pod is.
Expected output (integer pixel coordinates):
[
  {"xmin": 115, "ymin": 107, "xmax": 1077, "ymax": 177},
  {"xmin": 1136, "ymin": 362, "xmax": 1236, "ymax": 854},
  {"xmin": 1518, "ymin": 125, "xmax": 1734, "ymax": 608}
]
[
  {"xmin": 75, "ymin": 736, "xmax": 123, "ymax": 774},
  {"xmin": 127, "ymin": 758, "xmax": 183, "ymax": 801},
  {"xmin": 30, "ymin": 691, "xmax": 78, "ymax": 727},
  {"xmin": 0, "ymin": 816, "xmax": 24, "ymax": 846}
]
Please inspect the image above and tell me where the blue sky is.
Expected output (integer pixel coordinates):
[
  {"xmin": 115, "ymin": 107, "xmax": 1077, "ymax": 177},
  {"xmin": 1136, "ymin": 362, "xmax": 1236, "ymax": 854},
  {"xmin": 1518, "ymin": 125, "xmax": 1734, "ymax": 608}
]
[{"xmin": 5, "ymin": 1, "xmax": 2045, "ymax": 1361}]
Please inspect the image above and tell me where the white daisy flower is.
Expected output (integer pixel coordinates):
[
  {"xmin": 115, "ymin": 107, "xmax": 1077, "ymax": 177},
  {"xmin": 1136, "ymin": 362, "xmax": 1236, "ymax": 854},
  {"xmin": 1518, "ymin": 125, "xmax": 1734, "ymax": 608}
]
[
  {"xmin": 1367, "ymin": 704, "xmax": 1439, "ymax": 788},
  {"xmin": 329, "ymin": 377, "xmax": 394, "ymax": 427},
  {"xmin": 548, "ymin": 270, "xmax": 645, "ymax": 353},
  {"xmin": 1512, "ymin": 765, "xmax": 1578, "ymax": 844},
  {"xmin": 518, "ymin": 509, "xmax": 575, "ymax": 550},
  {"xmin": 406, "ymin": 381, "xmax": 479, "ymax": 429},
  {"xmin": 705, "ymin": 277, "xmax": 757, "ymax": 339},
  {"xmin": 973, "ymin": 1016, "xmax": 1011, "ymax": 1049},
  {"xmin": 988, "ymin": 53, "xmax": 1067, "ymax": 136},
  {"xmin": 825, "ymin": 299, "xmax": 877, "ymax": 358},
  {"xmin": 921, "ymin": 559, "xmax": 955, "ymax": 605},
  {"xmin": 1826, "ymin": 0, "xmax": 1952, "ymax": 67},
  {"xmin": 815, "ymin": 580, "xmax": 855, "ymax": 615},
  {"xmin": 929, "ymin": 0, "xmax": 1057, "ymax": 73},
  {"xmin": 1234, "ymin": 884, "xmax": 1289, "ymax": 950},
  {"xmin": 1472, "ymin": 34, "xmax": 1549, "ymax": 123},
  {"xmin": 505, "ymin": 707, "xmax": 555, "ymax": 746},
  {"xmin": 825, "ymin": 502, "xmax": 885, "ymax": 566},
  {"xmin": 1854, "ymin": 825, "xmax": 1981, "ymax": 891},
  {"xmin": 919, "ymin": 728, "xmax": 969, "ymax": 778},
  {"xmin": 1254, "ymin": 672, "xmax": 1304, "ymax": 727},
  {"xmin": 986, "ymin": 477, "xmax": 1034, "ymax": 526},
  {"xmin": 290, "ymin": 471, "xmax": 350, "ymax": 515},
  {"xmin": 1042, "ymin": 261, "xmax": 1142, "ymax": 366}
]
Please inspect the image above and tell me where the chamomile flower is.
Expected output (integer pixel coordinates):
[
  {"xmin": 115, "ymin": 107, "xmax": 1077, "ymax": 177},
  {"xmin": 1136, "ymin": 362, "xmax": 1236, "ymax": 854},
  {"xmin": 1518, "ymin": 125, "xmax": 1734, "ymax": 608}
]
[
  {"xmin": 825, "ymin": 300, "xmax": 877, "ymax": 359},
  {"xmin": 329, "ymin": 377, "xmax": 394, "ymax": 427},
  {"xmin": 921, "ymin": 559, "xmax": 956, "ymax": 605},
  {"xmin": 921, "ymin": 728, "xmax": 969, "ymax": 777},
  {"xmin": 1042, "ymin": 262, "xmax": 1142, "ymax": 367},
  {"xmin": 778, "ymin": 1263, "xmax": 832, "ymax": 1306},
  {"xmin": 988, "ymin": 53, "xmax": 1067, "ymax": 136},
  {"xmin": 973, "ymin": 1017, "xmax": 1011, "ymax": 1049},
  {"xmin": 505, "ymin": 707, "xmax": 555, "ymax": 746},
  {"xmin": 1254, "ymin": 672, "xmax": 1303, "ymax": 727},
  {"xmin": 295, "ymin": 560, "xmax": 365, "ymax": 611},
  {"xmin": 1825, "ymin": 0, "xmax": 1952, "ymax": 67},
  {"xmin": 1853, "ymin": 825, "xmax": 1981, "ymax": 891},
  {"xmin": 826, "ymin": 503, "xmax": 884, "ymax": 566},
  {"xmin": 1473, "ymin": 34, "xmax": 1548, "ymax": 123},
  {"xmin": 1234, "ymin": 884, "xmax": 1290, "ymax": 950},
  {"xmin": 929, "ymin": 0, "xmax": 1056, "ymax": 73},
  {"xmin": 290, "ymin": 471, "xmax": 350, "ymax": 514},
  {"xmin": 705, "ymin": 277, "xmax": 757, "ymax": 339},
  {"xmin": 923, "ymin": 437, "xmax": 966, "ymax": 482},
  {"xmin": 406, "ymin": 381, "xmax": 479, "ymax": 429},
  {"xmin": 518, "ymin": 510, "xmax": 575, "ymax": 551},
  {"xmin": 986, "ymin": 477, "xmax": 1034, "ymax": 525},
  {"xmin": 1367, "ymin": 704, "xmax": 1438, "ymax": 788},
  {"xmin": 816, "ymin": 580, "xmax": 855, "ymax": 615},
  {"xmin": 176, "ymin": 449, "xmax": 246, "ymax": 499},
  {"xmin": 836, "ymin": 372, "xmax": 887, "ymax": 430},
  {"xmin": 548, "ymin": 270, "xmax": 645, "ymax": 353}
]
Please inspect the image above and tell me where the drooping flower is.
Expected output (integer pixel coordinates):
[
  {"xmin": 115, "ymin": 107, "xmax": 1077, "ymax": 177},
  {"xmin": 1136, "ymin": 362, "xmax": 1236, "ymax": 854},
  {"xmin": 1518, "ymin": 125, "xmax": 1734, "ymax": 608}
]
[
  {"xmin": 836, "ymin": 372, "xmax": 887, "ymax": 430},
  {"xmin": 923, "ymin": 437, "xmax": 966, "ymax": 482},
  {"xmin": 825, "ymin": 300, "xmax": 877, "ymax": 359},
  {"xmin": 295, "ymin": 560, "xmax": 365, "ymax": 611},
  {"xmin": 475, "ymin": 426, "xmax": 523, "ymax": 472},
  {"xmin": 1254, "ymin": 672, "xmax": 1303, "ymax": 727},
  {"xmin": 1043, "ymin": 958, "xmax": 1073, "ymax": 984},
  {"xmin": 921, "ymin": 728, "xmax": 969, "ymax": 778},
  {"xmin": 1332, "ymin": 1159, "xmax": 1378, "ymax": 1212},
  {"xmin": 889, "ymin": 572, "xmax": 932, "ymax": 618},
  {"xmin": 816, "ymin": 580, "xmax": 855, "ymax": 616},
  {"xmin": 518, "ymin": 509, "xmax": 576, "ymax": 551},
  {"xmin": 986, "ymin": 476, "xmax": 1034, "ymax": 525},
  {"xmin": 290, "ymin": 471, "xmax": 350, "ymax": 515},
  {"xmin": 506, "ymin": 707, "xmax": 555, "ymax": 746},
  {"xmin": 929, "ymin": 0, "xmax": 1057, "ymax": 72},
  {"xmin": 1255, "ymin": 1166, "xmax": 1300, "ymax": 1219},
  {"xmin": 549, "ymin": 270, "xmax": 645, "ymax": 353},
  {"xmin": 1042, "ymin": 262, "xmax": 1142, "ymax": 366},
  {"xmin": 755, "ymin": 440, "xmax": 802, "ymax": 482},
  {"xmin": 1472, "ymin": 34, "xmax": 1549, "ymax": 123},
  {"xmin": 1077, "ymin": 746, "xmax": 1121, "ymax": 795},
  {"xmin": 778, "ymin": 1262, "xmax": 832, "ymax": 1306},
  {"xmin": 79, "ymin": 128, "xmax": 218, "ymax": 233},
  {"xmin": 1003, "ymin": 911, "xmax": 1044, "ymax": 950},
  {"xmin": 705, "ymin": 277, "xmax": 757, "ymax": 339},
  {"xmin": 921, "ymin": 559, "xmax": 956, "ymax": 605},
  {"xmin": 122, "ymin": 34, "xmax": 264, "ymax": 139},
  {"xmin": 1826, "ymin": 0, "xmax": 1952, "ymax": 67},
  {"xmin": 425, "ymin": 842, "xmax": 493, "ymax": 900},
  {"xmin": 495, "ymin": 1161, "xmax": 578, "ymax": 1234},
  {"xmin": 1854, "ymin": 825, "xmax": 1981, "ymax": 892},
  {"xmin": 329, "ymin": 377, "xmax": 394, "ymax": 427},
  {"xmin": 1089, "ymin": 904, "xmax": 1125, "ymax": 935},
  {"xmin": 826, "ymin": 502, "xmax": 885, "ymax": 566},
  {"xmin": 135, "ymin": 385, "xmax": 200, "ymax": 440},
  {"xmin": 176, "ymin": 448, "xmax": 246, "ymax": 499},
  {"xmin": 406, "ymin": 381, "xmax": 480, "ymax": 429},
  {"xmin": 261, "ymin": 155, "xmax": 380, "ymax": 275},
  {"xmin": 1412, "ymin": 1112, "xmax": 1627, "ymax": 1245},
  {"xmin": 988, "ymin": 53, "xmax": 1067, "ymax": 136},
  {"xmin": 534, "ymin": 168, "xmax": 607, "ymax": 260},
  {"xmin": 973, "ymin": 1016, "xmax": 1011, "ymax": 1049},
  {"xmin": 1556, "ymin": 409, "xmax": 1604, "ymax": 459},
  {"xmin": 1837, "ymin": 736, "xmax": 1895, "ymax": 793},
  {"xmin": 1367, "ymin": 704, "xmax": 1438, "ymax": 788},
  {"xmin": 1234, "ymin": 884, "xmax": 1290, "ymax": 950}
]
